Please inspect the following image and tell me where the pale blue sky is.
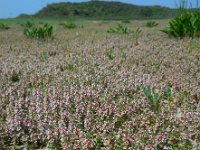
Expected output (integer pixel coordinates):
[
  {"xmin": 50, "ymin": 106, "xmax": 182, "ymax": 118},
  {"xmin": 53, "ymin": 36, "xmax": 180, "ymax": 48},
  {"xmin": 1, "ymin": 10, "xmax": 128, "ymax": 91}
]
[{"xmin": 0, "ymin": 0, "xmax": 197, "ymax": 18}]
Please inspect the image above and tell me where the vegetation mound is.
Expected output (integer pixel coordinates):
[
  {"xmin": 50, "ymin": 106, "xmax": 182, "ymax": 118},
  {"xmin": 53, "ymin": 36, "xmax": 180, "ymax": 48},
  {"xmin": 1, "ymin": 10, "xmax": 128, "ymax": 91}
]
[{"xmin": 20, "ymin": 1, "xmax": 176, "ymax": 19}]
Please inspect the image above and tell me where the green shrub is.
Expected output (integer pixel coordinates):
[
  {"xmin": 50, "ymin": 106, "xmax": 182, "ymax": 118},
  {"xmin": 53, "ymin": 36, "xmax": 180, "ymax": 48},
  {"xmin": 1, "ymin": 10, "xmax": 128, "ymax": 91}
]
[
  {"xmin": 24, "ymin": 28, "xmax": 36, "ymax": 38},
  {"xmin": 163, "ymin": 12, "xmax": 200, "ymax": 38},
  {"xmin": 0, "ymin": 23, "xmax": 10, "ymax": 30},
  {"xmin": 145, "ymin": 21, "xmax": 158, "ymax": 27},
  {"xmin": 24, "ymin": 23, "xmax": 53, "ymax": 40},
  {"xmin": 162, "ymin": 15, "xmax": 187, "ymax": 38},
  {"xmin": 107, "ymin": 24, "xmax": 130, "ymax": 34},
  {"xmin": 60, "ymin": 22, "xmax": 77, "ymax": 29},
  {"xmin": 162, "ymin": 0, "xmax": 200, "ymax": 38},
  {"xmin": 36, "ymin": 24, "xmax": 53, "ymax": 39}
]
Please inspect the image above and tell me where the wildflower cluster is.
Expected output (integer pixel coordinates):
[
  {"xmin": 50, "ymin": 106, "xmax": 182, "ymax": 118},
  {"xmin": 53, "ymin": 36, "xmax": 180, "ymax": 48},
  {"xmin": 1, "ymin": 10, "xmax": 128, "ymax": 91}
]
[{"xmin": 0, "ymin": 20, "xmax": 199, "ymax": 149}]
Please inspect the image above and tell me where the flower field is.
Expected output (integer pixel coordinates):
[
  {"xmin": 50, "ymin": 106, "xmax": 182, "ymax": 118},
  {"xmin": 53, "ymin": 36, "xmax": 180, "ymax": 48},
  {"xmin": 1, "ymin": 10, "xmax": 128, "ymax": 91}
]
[{"xmin": 0, "ymin": 19, "xmax": 199, "ymax": 149}]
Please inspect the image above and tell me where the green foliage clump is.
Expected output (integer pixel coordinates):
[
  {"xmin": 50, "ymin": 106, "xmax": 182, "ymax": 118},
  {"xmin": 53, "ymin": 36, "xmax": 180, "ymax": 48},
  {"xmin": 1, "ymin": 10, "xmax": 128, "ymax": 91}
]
[
  {"xmin": 145, "ymin": 21, "xmax": 158, "ymax": 27},
  {"xmin": 0, "ymin": 23, "xmax": 10, "ymax": 30},
  {"xmin": 143, "ymin": 85, "xmax": 188, "ymax": 114},
  {"xmin": 162, "ymin": 1, "xmax": 200, "ymax": 39},
  {"xmin": 143, "ymin": 86, "xmax": 161, "ymax": 113},
  {"xmin": 24, "ymin": 23, "xmax": 53, "ymax": 40},
  {"xmin": 60, "ymin": 22, "xmax": 77, "ymax": 29},
  {"xmin": 107, "ymin": 24, "xmax": 130, "ymax": 34},
  {"xmin": 20, "ymin": 20, "xmax": 35, "ymax": 28}
]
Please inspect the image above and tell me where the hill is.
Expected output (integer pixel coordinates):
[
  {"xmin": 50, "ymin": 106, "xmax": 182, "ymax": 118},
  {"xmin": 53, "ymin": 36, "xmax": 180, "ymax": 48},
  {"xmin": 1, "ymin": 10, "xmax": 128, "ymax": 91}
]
[{"xmin": 20, "ymin": 1, "xmax": 176, "ymax": 19}]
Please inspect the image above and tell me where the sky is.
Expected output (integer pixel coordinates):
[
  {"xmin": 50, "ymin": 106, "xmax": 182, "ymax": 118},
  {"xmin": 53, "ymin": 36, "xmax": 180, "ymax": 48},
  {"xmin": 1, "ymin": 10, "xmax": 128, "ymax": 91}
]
[{"xmin": 0, "ymin": 0, "xmax": 197, "ymax": 18}]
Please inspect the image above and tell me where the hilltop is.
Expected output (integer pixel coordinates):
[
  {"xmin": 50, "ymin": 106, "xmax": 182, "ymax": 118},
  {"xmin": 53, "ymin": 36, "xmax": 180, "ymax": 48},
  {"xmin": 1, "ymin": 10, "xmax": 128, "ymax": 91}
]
[{"xmin": 19, "ymin": 1, "xmax": 176, "ymax": 19}]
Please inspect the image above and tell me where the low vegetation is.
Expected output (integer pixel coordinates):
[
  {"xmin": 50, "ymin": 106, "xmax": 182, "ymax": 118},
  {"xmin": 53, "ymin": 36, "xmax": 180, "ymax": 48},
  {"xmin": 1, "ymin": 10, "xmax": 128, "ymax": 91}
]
[
  {"xmin": 60, "ymin": 22, "xmax": 77, "ymax": 29},
  {"xmin": 107, "ymin": 24, "xmax": 130, "ymax": 34},
  {"xmin": 145, "ymin": 21, "xmax": 158, "ymax": 27},
  {"xmin": 130, "ymin": 27, "xmax": 142, "ymax": 45},
  {"xmin": 107, "ymin": 24, "xmax": 142, "ymax": 45},
  {"xmin": 20, "ymin": 20, "xmax": 35, "ymax": 28},
  {"xmin": 0, "ymin": 1, "xmax": 199, "ymax": 149},
  {"xmin": 1, "ymin": 18, "xmax": 199, "ymax": 149},
  {"xmin": 0, "ymin": 23, "xmax": 10, "ymax": 30},
  {"xmin": 162, "ymin": 11, "xmax": 200, "ymax": 38},
  {"xmin": 162, "ymin": 1, "xmax": 200, "ymax": 38},
  {"xmin": 23, "ymin": 22, "xmax": 53, "ymax": 39}
]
